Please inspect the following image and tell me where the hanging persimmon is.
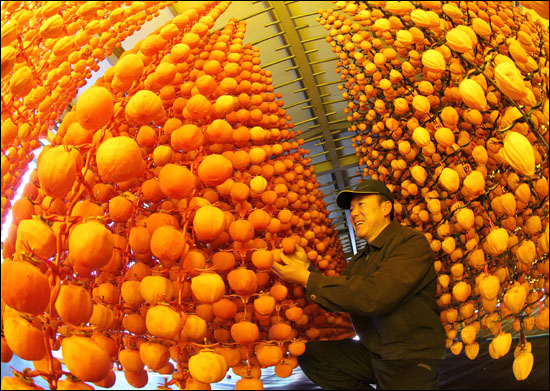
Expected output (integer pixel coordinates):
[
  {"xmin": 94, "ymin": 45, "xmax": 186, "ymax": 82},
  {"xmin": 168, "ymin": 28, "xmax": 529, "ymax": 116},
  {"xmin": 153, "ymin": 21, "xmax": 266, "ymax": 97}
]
[
  {"xmin": 197, "ymin": 154, "xmax": 233, "ymax": 186},
  {"xmin": 125, "ymin": 89, "xmax": 166, "ymax": 125},
  {"xmin": 75, "ymin": 86, "xmax": 114, "ymax": 131},
  {"xmin": 1, "ymin": 260, "xmax": 51, "ymax": 316},
  {"xmin": 37, "ymin": 146, "xmax": 77, "ymax": 198},
  {"xmin": 69, "ymin": 221, "xmax": 114, "ymax": 270},
  {"xmin": 96, "ymin": 136, "xmax": 142, "ymax": 183}
]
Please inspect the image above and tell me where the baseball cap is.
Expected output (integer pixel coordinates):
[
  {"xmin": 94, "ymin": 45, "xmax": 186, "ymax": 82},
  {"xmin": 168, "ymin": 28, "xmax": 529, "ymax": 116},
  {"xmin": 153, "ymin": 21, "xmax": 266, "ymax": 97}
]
[{"xmin": 336, "ymin": 179, "xmax": 394, "ymax": 210}]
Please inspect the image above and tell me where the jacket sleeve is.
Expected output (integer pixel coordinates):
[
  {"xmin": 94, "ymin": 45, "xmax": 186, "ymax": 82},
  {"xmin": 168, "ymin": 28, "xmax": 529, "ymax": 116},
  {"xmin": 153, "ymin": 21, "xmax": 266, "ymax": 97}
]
[
  {"xmin": 308, "ymin": 262, "xmax": 320, "ymax": 273},
  {"xmin": 305, "ymin": 233, "xmax": 433, "ymax": 316}
]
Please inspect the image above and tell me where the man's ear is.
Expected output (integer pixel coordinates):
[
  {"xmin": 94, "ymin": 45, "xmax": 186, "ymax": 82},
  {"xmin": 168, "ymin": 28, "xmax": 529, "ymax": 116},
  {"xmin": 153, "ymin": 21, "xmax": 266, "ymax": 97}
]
[{"xmin": 384, "ymin": 201, "xmax": 392, "ymax": 218}]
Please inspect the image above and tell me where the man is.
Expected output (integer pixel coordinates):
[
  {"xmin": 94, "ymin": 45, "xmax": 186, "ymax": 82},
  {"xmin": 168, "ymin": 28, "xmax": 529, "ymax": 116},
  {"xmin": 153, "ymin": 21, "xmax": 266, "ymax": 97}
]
[{"xmin": 272, "ymin": 179, "xmax": 446, "ymax": 390}]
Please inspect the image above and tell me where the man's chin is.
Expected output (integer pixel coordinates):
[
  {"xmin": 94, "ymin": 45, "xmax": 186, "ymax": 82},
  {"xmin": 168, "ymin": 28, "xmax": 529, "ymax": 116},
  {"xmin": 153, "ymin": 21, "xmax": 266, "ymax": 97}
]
[{"xmin": 355, "ymin": 226, "xmax": 369, "ymax": 239}]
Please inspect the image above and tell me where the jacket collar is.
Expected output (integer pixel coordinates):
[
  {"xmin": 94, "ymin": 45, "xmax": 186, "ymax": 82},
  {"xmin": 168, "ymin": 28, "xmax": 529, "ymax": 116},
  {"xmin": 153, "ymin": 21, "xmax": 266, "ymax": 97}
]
[{"xmin": 368, "ymin": 219, "xmax": 400, "ymax": 249}]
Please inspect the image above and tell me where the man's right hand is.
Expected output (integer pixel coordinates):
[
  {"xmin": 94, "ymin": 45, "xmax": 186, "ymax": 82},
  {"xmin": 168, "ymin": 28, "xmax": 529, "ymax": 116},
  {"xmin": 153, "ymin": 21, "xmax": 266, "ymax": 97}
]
[
  {"xmin": 280, "ymin": 242, "xmax": 310, "ymax": 270},
  {"xmin": 272, "ymin": 242, "xmax": 311, "ymax": 286}
]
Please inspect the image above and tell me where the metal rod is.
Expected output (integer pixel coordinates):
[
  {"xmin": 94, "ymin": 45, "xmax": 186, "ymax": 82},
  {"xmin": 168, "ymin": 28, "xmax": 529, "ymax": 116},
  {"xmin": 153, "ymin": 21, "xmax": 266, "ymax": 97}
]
[
  {"xmin": 276, "ymin": 44, "xmax": 291, "ymax": 51},
  {"xmin": 327, "ymin": 118, "xmax": 348, "ymax": 125},
  {"xmin": 313, "ymin": 158, "xmax": 359, "ymax": 178},
  {"xmin": 241, "ymin": 6, "xmax": 274, "ymax": 21},
  {"xmin": 273, "ymin": 77, "xmax": 304, "ymax": 89},
  {"xmin": 319, "ymin": 179, "xmax": 338, "ymax": 187},
  {"xmin": 265, "ymin": 20, "xmax": 280, "ymax": 27},
  {"xmin": 167, "ymin": 5, "xmax": 179, "ymax": 16},
  {"xmin": 319, "ymin": 93, "xmax": 331, "ymax": 98},
  {"xmin": 323, "ymin": 178, "xmax": 363, "ymax": 196},
  {"xmin": 304, "ymin": 135, "xmax": 323, "ymax": 143},
  {"xmin": 331, "ymin": 128, "xmax": 349, "ymax": 134},
  {"xmin": 296, "ymin": 24, "xmax": 309, "ymax": 30},
  {"xmin": 300, "ymin": 35, "xmax": 327, "ymax": 44},
  {"xmin": 301, "ymin": 105, "xmax": 314, "ymax": 110},
  {"xmin": 304, "ymin": 48, "xmax": 318, "ymax": 54},
  {"xmin": 330, "ymin": 218, "xmax": 348, "ymax": 224},
  {"xmin": 327, "ymin": 186, "xmax": 362, "ymax": 199},
  {"xmin": 331, "ymin": 223, "xmax": 349, "ymax": 228},
  {"xmin": 345, "ymin": 209, "xmax": 358, "ymax": 254},
  {"xmin": 293, "ymin": 116, "xmax": 318, "ymax": 126},
  {"xmin": 309, "ymin": 150, "xmax": 329, "ymax": 158},
  {"xmin": 291, "ymin": 10, "xmax": 319, "ymax": 19},
  {"xmin": 262, "ymin": 55, "xmax": 296, "ymax": 69},
  {"xmin": 315, "ymin": 133, "xmax": 354, "ymax": 146},
  {"xmin": 106, "ymin": 54, "xmax": 119, "ymax": 66},
  {"xmin": 316, "ymin": 80, "xmax": 342, "ymax": 88},
  {"xmin": 312, "ymin": 71, "xmax": 326, "ymax": 76},
  {"xmin": 285, "ymin": 65, "xmax": 299, "ymax": 72},
  {"xmin": 308, "ymin": 57, "xmax": 338, "ymax": 65},
  {"xmin": 309, "ymin": 146, "xmax": 344, "ymax": 158},
  {"xmin": 332, "ymin": 134, "xmax": 355, "ymax": 142},
  {"xmin": 251, "ymin": 31, "xmax": 286, "ymax": 46},
  {"xmin": 316, "ymin": 173, "xmax": 336, "ymax": 182},
  {"xmin": 293, "ymin": 87, "xmax": 308, "ymax": 93},
  {"xmin": 283, "ymin": 98, "xmax": 311, "ymax": 109},
  {"xmin": 322, "ymin": 98, "xmax": 347, "ymax": 105},
  {"xmin": 325, "ymin": 111, "xmax": 337, "ymax": 116}
]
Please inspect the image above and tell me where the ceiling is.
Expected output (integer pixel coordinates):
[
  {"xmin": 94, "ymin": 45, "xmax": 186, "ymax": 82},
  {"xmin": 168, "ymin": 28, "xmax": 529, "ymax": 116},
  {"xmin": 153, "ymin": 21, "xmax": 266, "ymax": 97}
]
[
  {"xmin": 5, "ymin": 1, "xmax": 548, "ymax": 256},
  {"xmin": 76, "ymin": 1, "xmax": 367, "ymax": 257}
]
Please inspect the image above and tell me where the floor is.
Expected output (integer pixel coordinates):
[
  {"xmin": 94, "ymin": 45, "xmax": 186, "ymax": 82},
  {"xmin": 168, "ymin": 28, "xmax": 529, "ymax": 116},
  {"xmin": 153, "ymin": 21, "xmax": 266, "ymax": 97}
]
[
  {"xmin": 2, "ymin": 336, "xmax": 548, "ymax": 389},
  {"xmin": 1, "ymin": 356, "xmax": 321, "ymax": 390}
]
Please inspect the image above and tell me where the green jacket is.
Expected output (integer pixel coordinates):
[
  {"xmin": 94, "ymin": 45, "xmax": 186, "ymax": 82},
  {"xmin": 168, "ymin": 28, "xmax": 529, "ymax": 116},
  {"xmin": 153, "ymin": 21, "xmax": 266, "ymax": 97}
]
[{"xmin": 306, "ymin": 219, "xmax": 446, "ymax": 360}]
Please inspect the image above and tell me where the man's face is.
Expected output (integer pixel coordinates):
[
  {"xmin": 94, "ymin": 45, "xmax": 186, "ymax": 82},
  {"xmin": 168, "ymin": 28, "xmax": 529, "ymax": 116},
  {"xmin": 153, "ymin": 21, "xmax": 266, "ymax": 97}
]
[{"xmin": 349, "ymin": 193, "xmax": 389, "ymax": 241}]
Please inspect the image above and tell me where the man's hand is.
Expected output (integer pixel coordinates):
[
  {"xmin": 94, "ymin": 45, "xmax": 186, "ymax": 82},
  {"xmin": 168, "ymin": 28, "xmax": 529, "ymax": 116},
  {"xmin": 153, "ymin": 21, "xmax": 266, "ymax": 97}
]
[
  {"xmin": 288, "ymin": 243, "xmax": 310, "ymax": 268},
  {"xmin": 271, "ymin": 243, "xmax": 311, "ymax": 286}
]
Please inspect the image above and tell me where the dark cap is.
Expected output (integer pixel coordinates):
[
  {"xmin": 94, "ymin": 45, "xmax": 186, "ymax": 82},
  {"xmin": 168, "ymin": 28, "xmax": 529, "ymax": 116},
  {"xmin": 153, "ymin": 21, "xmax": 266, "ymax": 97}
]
[{"xmin": 336, "ymin": 179, "xmax": 394, "ymax": 210}]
